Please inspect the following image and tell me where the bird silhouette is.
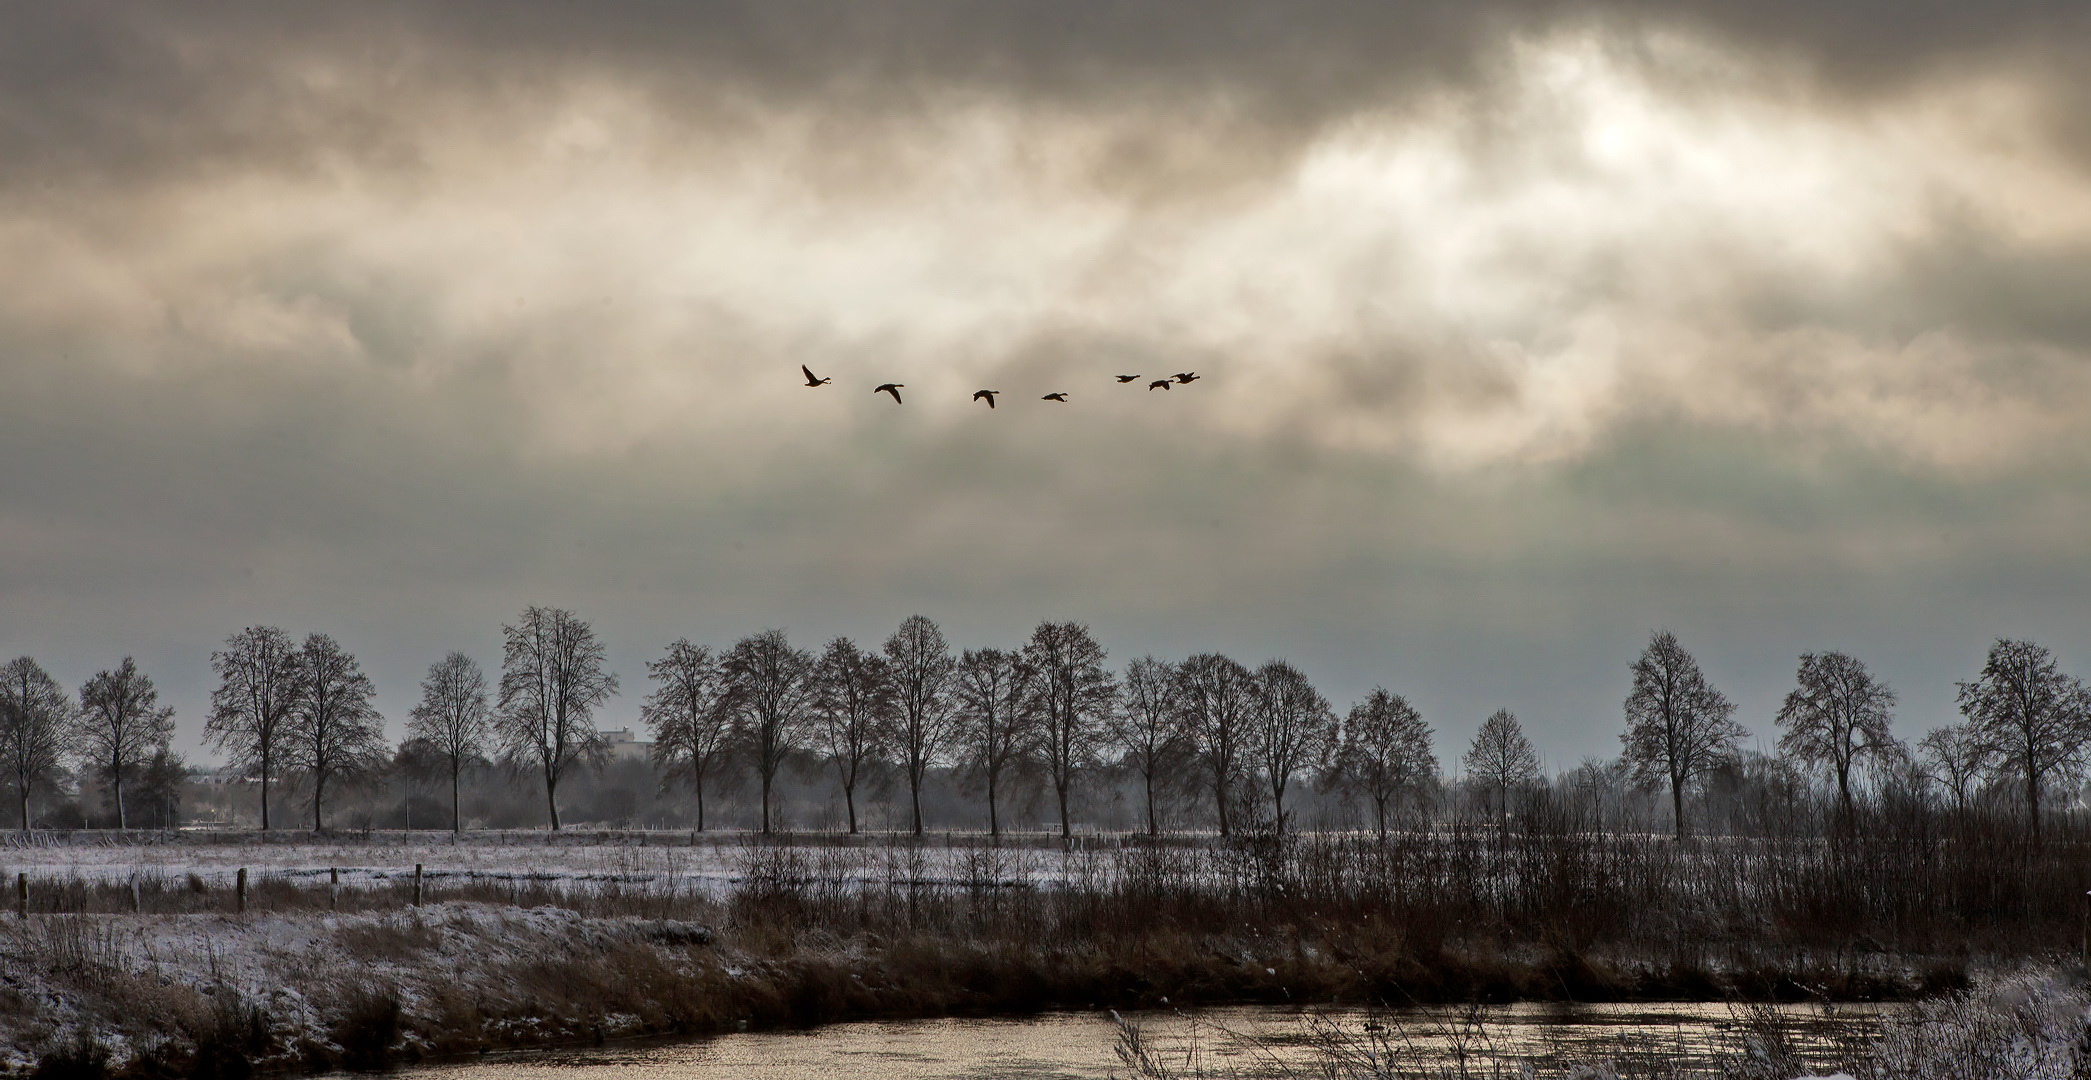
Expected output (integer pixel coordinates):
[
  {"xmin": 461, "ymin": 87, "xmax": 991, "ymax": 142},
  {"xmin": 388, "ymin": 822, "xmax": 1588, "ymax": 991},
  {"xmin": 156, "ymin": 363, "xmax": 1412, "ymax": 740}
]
[
  {"xmin": 1115, "ymin": 374, "xmax": 1141, "ymax": 383},
  {"xmin": 973, "ymin": 389, "xmax": 1000, "ymax": 408},
  {"xmin": 1041, "ymin": 392, "xmax": 1068, "ymax": 402},
  {"xmin": 875, "ymin": 383, "xmax": 904, "ymax": 403},
  {"xmin": 801, "ymin": 365, "xmax": 832, "ymax": 387},
  {"xmin": 1147, "ymin": 380, "xmax": 1172, "ymax": 391},
  {"xmin": 1174, "ymin": 372, "xmax": 1200, "ymax": 384}
]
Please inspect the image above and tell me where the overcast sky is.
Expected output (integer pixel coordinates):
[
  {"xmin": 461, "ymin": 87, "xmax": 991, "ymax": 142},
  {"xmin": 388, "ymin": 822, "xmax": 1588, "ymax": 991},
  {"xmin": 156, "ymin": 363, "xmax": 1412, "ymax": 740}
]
[{"xmin": 4, "ymin": 2, "xmax": 2089, "ymax": 768}]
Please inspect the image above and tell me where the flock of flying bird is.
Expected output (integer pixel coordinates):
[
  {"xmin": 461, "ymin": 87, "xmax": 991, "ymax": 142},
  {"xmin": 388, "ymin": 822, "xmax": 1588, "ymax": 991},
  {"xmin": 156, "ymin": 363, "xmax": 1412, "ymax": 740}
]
[{"xmin": 799, "ymin": 365, "xmax": 1201, "ymax": 408}]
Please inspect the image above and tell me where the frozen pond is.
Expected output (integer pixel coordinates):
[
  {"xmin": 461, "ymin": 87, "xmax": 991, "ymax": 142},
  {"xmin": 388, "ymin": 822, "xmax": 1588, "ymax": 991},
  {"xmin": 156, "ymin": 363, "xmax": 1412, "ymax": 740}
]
[{"xmin": 407, "ymin": 1002, "xmax": 1882, "ymax": 1079}]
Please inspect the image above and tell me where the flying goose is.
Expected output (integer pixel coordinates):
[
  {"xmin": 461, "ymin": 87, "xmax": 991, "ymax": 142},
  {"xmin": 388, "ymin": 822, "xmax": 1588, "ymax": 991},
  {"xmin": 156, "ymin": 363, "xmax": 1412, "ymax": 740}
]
[
  {"xmin": 1041, "ymin": 392, "xmax": 1068, "ymax": 402},
  {"xmin": 973, "ymin": 389, "xmax": 1000, "ymax": 408},
  {"xmin": 1115, "ymin": 374, "xmax": 1141, "ymax": 383},
  {"xmin": 874, "ymin": 383, "xmax": 904, "ymax": 403},
  {"xmin": 1147, "ymin": 379, "xmax": 1172, "ymax": 391},
  {"xmin": 801, "ymin": 365, "xmax": 832, "ymax": 387},
  {"xmin": 1174, "ymin": 372, "xmax": 1200, "ymax": 384}
]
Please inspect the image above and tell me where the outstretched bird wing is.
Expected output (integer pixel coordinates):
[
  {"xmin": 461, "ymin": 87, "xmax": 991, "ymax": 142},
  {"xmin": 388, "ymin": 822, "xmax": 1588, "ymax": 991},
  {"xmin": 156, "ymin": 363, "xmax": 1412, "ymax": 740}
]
[
  {"xmin": 876, "ymin": 384, "xmax": 904, "ymax": 403},
  {"xmin": 802, "ymin": 364, "xmax": 823, "ymax": 385}
]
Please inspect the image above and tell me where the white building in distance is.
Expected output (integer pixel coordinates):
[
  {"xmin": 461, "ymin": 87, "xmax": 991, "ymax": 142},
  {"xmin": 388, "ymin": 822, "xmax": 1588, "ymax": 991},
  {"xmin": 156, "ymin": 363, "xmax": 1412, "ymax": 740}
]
[{"xmin": 599, "ymin": 728, "xmax": 653, "ymax": 763}]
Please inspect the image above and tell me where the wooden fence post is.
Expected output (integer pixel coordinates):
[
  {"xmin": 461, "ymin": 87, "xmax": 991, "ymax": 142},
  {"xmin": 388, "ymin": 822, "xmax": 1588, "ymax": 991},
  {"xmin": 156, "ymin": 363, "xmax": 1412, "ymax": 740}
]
[
  {"xmin": 329, "ymin": 867, "xmax": 339, "ymax": 910},
  {"xmin": 236, "ymin": 868, "xmax": 247, "ymax": 914},
  {"xmin": 413, "ymin": 864, "xmax": 423, "ymax": 907},
  {"xmin": 15, "ymin": 873, "xmax": 25, "ymax": 919}
]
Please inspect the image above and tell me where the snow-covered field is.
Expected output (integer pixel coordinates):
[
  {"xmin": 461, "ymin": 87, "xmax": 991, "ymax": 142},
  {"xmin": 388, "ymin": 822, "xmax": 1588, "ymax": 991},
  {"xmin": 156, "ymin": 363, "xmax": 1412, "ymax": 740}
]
[{"xmin": 0, "ymin": 831, "xmax": 1106, "ymax": 897}]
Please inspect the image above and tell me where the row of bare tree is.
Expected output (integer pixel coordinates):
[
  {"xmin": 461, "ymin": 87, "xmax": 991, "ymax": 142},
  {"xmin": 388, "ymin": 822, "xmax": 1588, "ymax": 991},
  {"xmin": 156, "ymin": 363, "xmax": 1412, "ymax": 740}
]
[
  {"xmin": 1, "ymin": 656, "xmax": 180, "ymax": 830},
  {"xmin": 639, "ymin": 618, "xmax": 1337, "ymax": 839},
  {"xmin": 0, "ymin": 632, "xmax": 385, "ymax": 832},
  {"xmin": 1457, "ymin": 633, "xmax": 2091, "ymax": 840},
  {"xmin": 0, "ymin": 610, "xmax": 604, "ymax": 833},
  {"xmin": 3, "ymin": 610, "xmax": 2085, "ymax": 838}
]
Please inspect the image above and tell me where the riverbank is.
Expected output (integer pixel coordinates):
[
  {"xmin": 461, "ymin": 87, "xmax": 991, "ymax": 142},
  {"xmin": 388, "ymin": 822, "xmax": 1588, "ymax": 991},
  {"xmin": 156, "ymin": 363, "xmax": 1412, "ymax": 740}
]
[
  {"xmin": 0, "ymin": 900, "xmax": 1979, "ymax": 1078},
  {"xmin": 3, "ymin": 826, "xmax": 2072, "ymax": 1076}
]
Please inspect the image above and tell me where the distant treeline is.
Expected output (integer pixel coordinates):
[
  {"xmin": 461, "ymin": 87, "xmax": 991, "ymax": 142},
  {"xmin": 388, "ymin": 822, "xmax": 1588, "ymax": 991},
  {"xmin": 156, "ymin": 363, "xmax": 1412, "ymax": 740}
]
[{"xmin": 2, "ymin": 608, "xmax": 2087, "ymax": 840}]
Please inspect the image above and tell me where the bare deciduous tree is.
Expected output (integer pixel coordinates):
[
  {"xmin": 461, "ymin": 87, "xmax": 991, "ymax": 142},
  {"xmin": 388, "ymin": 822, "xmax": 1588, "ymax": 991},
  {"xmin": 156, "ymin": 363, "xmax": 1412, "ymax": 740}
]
[
  {"xmin": 884, "ymin": 615, "xmax": 958, "ymax": 836},
  {"xmin": 644, "ymin": 638, "xmax": 733, "ymax": 833},
  {"xmin": 394, "ymin": 737, "xmax": 448, "ymax": 829},
  {"xmin": 1775, "ymin": 650, "xmax": 1900, "ymax": 820},
  {"xmin": 136, "ymin": 747, "xmax": 186, "ymax": 829},
  {"xmin": 811, "ymin": 637, "xmax": 890, "ymax": 835},
  {"xmin": 1024, "ymin": 621, "xmax": 1114, "ymax": 842},
  {"xmin": 1333, "ymin": 688, "xmax": 1437, "ymax": 839},
  {"xmin": 1622, "ymin": 630, "xmax": 1745, "ymax": 839},
  {"xmin": 497, "ymin": 606, "xmax": 620, "ymax": 831},
  {"xmin": 205, "ymin": 626, "xmax": 302, "ymax": 831},
  {"xmin": 1176, "ymin": 653, "xmax": 1254, "ymax": 836},
  {"xmin": 954, "ymin": 646, "xmax": 1036, "ymax": 838},
  {"xmin": 1957, "ymin": 638, "xmax": 2091, "ymax": 841},
  {"xmin": 722, "ymin": 628, "xmax": 812, "ymax": 834},
  {"xmin": 1, "ymin": 657, "xmax": 72, "ymax": 831},
  {"xmin": 1248, "ymin": 660, "xmax": 1336, "ymax": 835},
  {"xmin": 1464, "ymin": 708, "xmax": 1539, "ymax": 829},
  {"xmin": 77, "ymin": 657, "xmax": 176, "ymax": 829},
  {"xmin": 1109, "ymin": 656, "xmax": 1181, "ymax": 836},
  {"xmin": 407, "ymin": 651, "xmax": 493, "ymax": 833},
  {"xmin": 290, "ymin": 633, "xmax": 385, "ymax": 833},
  {"xmin": 1917, "ymin": 722, "xmax": 1988, "ymax": 815}
]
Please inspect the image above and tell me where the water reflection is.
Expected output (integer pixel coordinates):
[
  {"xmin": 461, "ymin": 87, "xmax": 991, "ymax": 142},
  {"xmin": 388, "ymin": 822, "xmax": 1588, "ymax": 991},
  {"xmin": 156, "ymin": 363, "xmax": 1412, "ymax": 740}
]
[{"xmin": 411, "ymin": 1002, "xmax": 1884, "ymax": 1079}]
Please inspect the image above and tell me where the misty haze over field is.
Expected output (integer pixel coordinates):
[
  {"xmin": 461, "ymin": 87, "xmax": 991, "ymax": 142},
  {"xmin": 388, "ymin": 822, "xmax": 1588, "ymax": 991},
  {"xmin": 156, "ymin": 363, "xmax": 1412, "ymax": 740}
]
[{"xmin": 4, "ymin": 2, "xmax": 2090, "ymax": 765}]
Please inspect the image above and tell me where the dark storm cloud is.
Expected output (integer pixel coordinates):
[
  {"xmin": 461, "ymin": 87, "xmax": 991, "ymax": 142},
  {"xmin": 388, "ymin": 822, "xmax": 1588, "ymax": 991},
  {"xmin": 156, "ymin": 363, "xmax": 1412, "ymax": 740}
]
[{"xmin": 5, "ymin": 1, "xmax": 2089, "ymax": 191}]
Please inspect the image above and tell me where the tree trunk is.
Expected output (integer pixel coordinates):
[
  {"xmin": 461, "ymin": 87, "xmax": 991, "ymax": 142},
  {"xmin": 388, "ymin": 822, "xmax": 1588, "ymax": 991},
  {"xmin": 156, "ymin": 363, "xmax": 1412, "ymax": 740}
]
[
  {"xmin": 987, "ymin": 769, "xmax": 1001, "ymax": 839},
  {"xmin": 910, "ymin": 771, "xmax": 924, "ymax": 836},
  {"xmin": 1145, "ymin": 771, "xmax": 1158, "ymax": 836},
  {"xmin": 1057, "ymin": 780, "xmax": 1071, "ymax": 841},
  {"xmin": 1272, "ymin": 781, "xmax": 1287, "ymax": 837},
  {"xmin": 19, "ymin": 786, "xmax": 29, "ymax": 832},
  {"xmin": 761, "ymin": 771, "xmax": 772, "ymax": 835},
  {"xmin": 843, "ymin": 781, "xmax": 858, "ymax": 835},
  {"xmin": 312, "ymin": 770, "xmax": 325, "ymax": 833},
  {"xmin": 695, "ymin": 770, "xmax": 706, "ymax": 833},
  {"xmin": 451, "ymin": 765, "xmax": 463, "ymax": 834},
  {"xmin": 1670, "ymin": 777, "xmax": 1686, "ymax": 840},
  {"xmin": 545, "ymin": 765, "xmax": 562, "ymax": 831},
  {"xmin": 113, "ymin": 763, "xmax": 127, "ymax": 830},
  {"xmin": 1836, "ymin": 763, "xmax": 1853, "ymax": 824},
  {"xmin": 2028, "ymin": 769, "xmax": 2041, "ymax": 843},
  {"xmin": 1374, "ymin": 797, "xmax": 1388, "ymax": 841},
  {"xmin": 1214, "ymin": 773, "xmax": 1230, "ymax": 837},
  {"xmin": 260, "ymin": 748, "xmax": 272, "ymax": 831}
]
